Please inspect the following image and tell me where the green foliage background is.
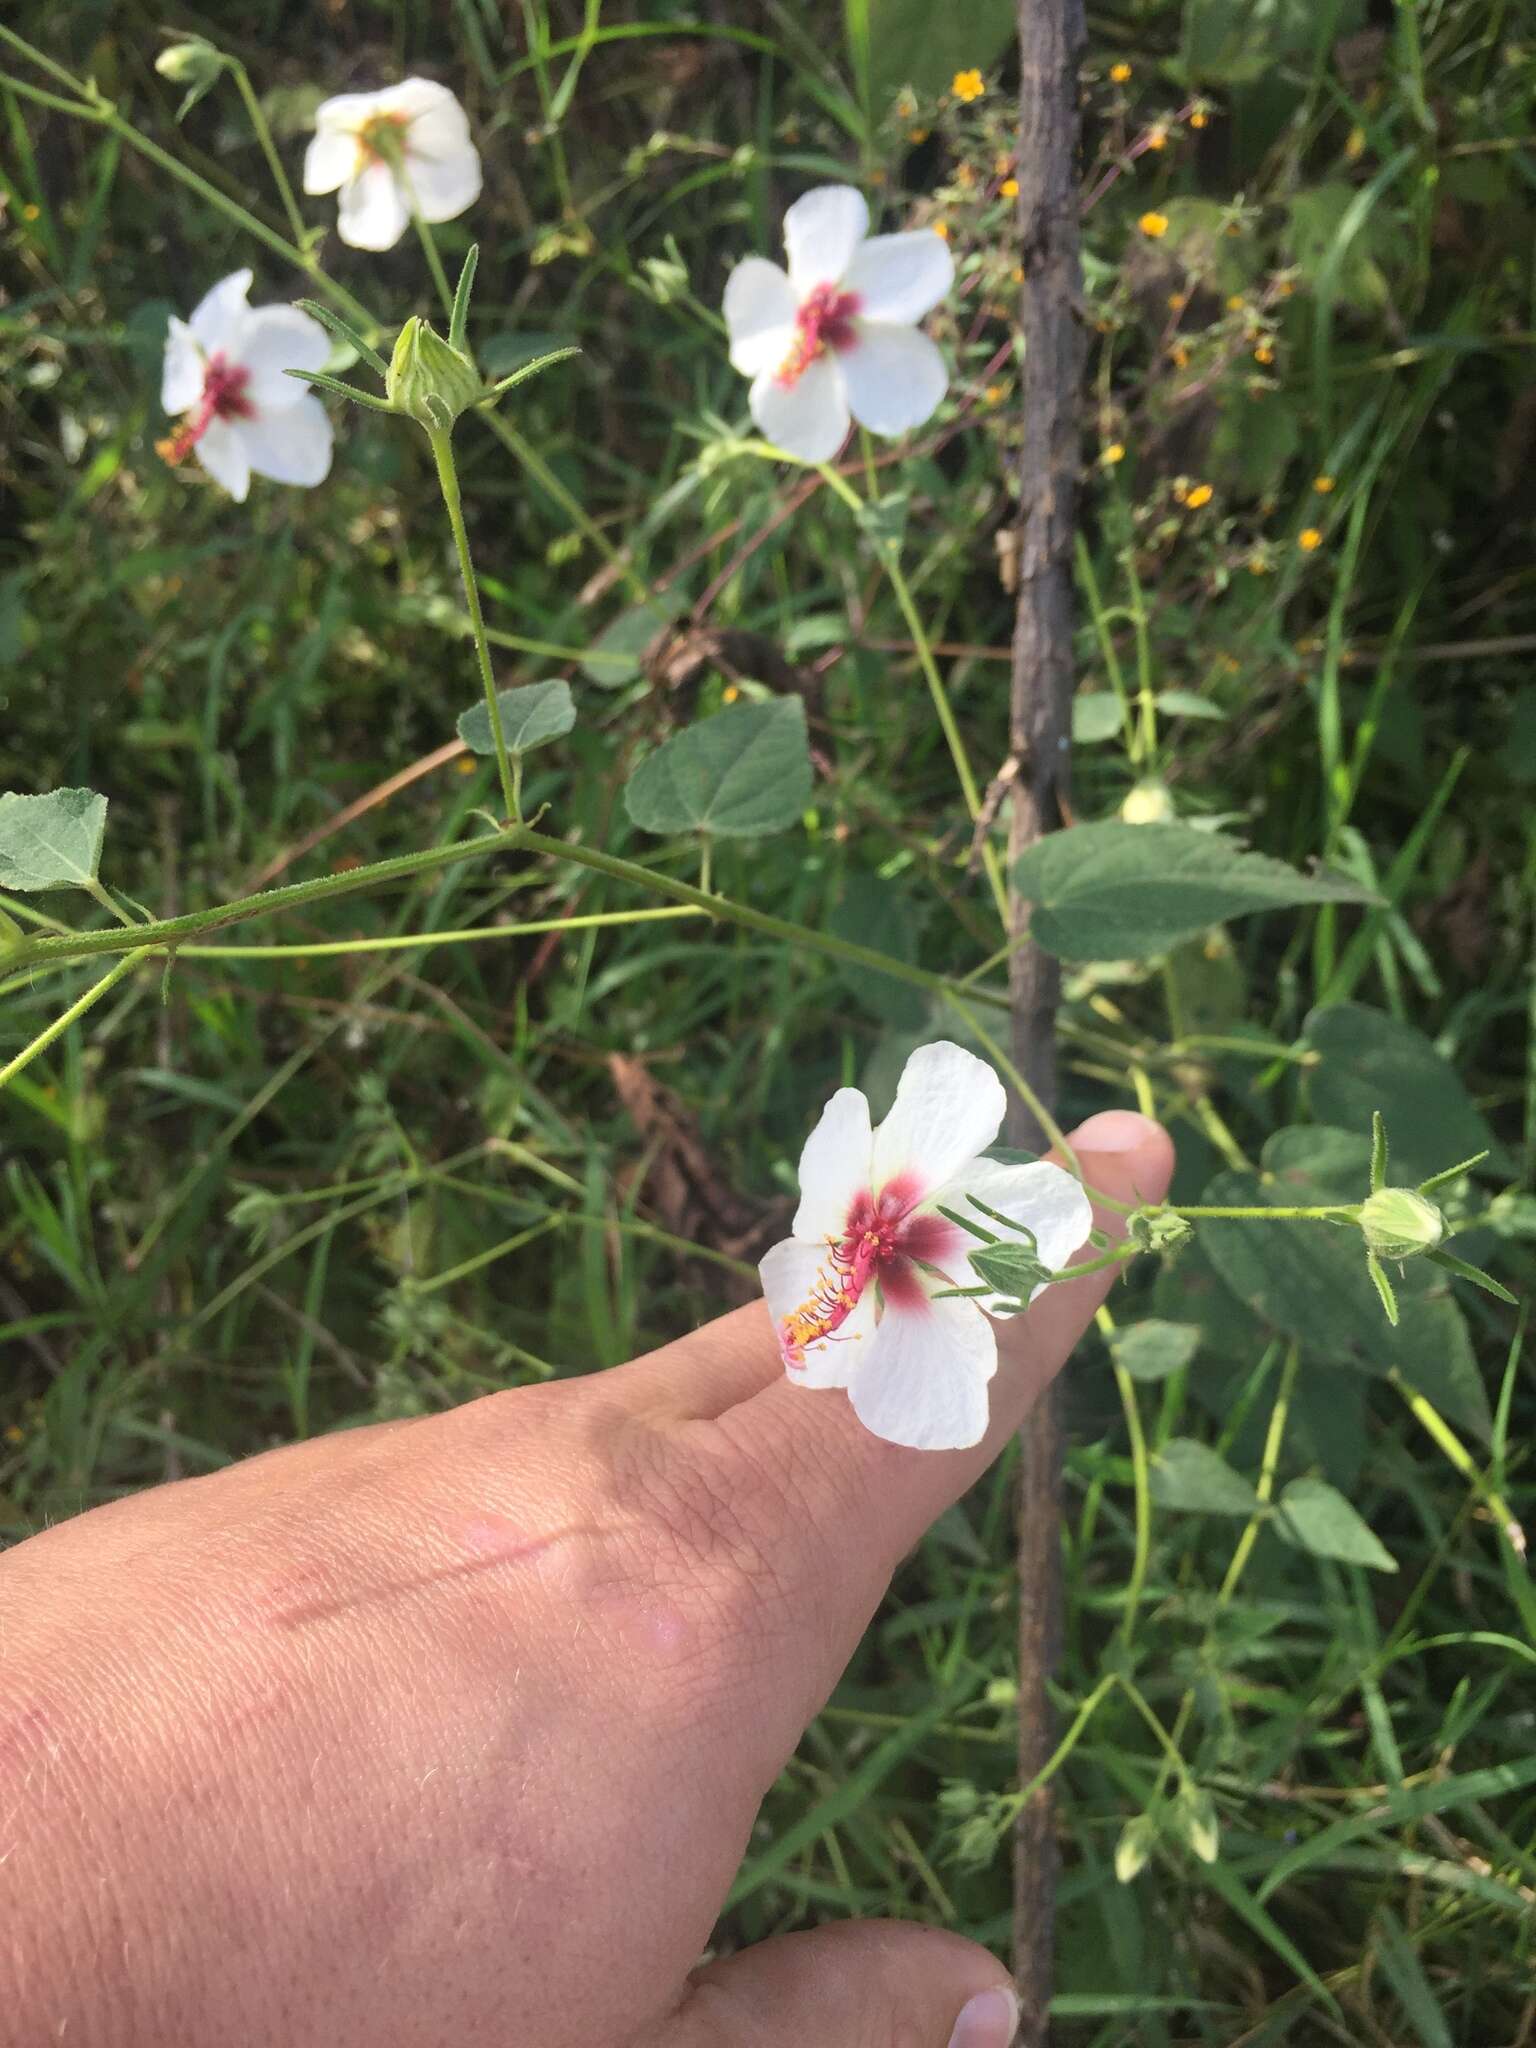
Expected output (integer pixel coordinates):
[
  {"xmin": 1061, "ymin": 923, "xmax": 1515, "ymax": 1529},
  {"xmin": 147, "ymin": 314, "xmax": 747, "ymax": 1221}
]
[{"xmin": 3, "ymin": 0, "xmax": 1535, "ymax": 2038}]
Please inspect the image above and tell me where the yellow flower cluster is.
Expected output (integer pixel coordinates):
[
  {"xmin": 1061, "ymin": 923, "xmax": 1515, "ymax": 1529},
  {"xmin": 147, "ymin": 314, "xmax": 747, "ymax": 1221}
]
[{"xmin": 952, "ymin": 69, "xmax": 985, "ymax": 103}]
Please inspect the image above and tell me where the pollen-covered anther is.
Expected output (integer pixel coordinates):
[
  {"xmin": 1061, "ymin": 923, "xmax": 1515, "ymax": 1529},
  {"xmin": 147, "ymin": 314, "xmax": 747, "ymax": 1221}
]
[{"xmin": 774, "ymin": 282, "xmax": 862, "ymax": 387}]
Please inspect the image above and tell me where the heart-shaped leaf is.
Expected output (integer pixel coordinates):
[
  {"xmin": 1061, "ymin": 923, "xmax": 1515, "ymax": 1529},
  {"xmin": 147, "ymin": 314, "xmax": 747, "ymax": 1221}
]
[{"xmin": 624, "ymin": 698, "xmax": 811, "ymax": 839}]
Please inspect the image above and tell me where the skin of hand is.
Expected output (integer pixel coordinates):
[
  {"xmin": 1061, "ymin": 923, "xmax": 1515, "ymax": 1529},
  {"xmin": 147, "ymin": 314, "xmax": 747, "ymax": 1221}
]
[{"xmin": 0, "ymin": 1111, "xmax": 1172, "ymax": 2048}]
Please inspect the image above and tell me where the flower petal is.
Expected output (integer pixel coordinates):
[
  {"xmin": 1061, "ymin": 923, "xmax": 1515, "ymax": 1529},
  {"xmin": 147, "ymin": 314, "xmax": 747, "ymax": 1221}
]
[
  {"xmin": 760, "ymin": 1237, "xmax": 876, "ymax": 1389},
  {"xmin": 748, "ymin": 355, "xmax": 849, "ymax": 462},
  {"xmin": 792, "ymin": 1086, "xmax": 874, "ymax": 1242},
  {"xmin": 847, "ymin": 1289, "xmax": 995, "ymax": 1450},
  {"xmin": 928, "ymin": 1158, "xmax": 1093, "ymax": 1316},
  {"xmin": 161, "ymin": 315, "xmax": 204, "ymax": 416},
  {"xmin": 237, "ymin": 306, "xmax": 333, "ymax": 411},
  {"xmin": 377, "ymin": 77, "xmax": 467, "ymax": 128},
  {"xmin": 195, "ymin": 417, "xmax": 250, "ymax": 502},
  {"xmin": 187, "ymin": 269, "xmax": 254, "ymax": 356},
  {"xmin": 402, "ymin": 140, "xmax": 483, "ymax": 224},
  {"xmin": 870, "ymin": 1041, "xmax": 1005, "ymax": 1202},
  {"xmin": 840, "ymin": 323, "xmax": 948, "ymax": 439},
  {"xmin": 723, "ymin": 257, "xmax": 799, "ymax": 376},
  {"xmin": 336, "ymin": 162, "xmax": 410, "ymax": 251},
  {"xmin": 238, "ymin": 394, "xmax": 334, "ymax": 489},
  {"xmin": 783, "ymin": 185, "xmax": 869, "ymax": 291},
  {"xmin": 303, "ymin": 126, "xmax": 361, "ymax": 196},
  {"xmin": 311, "ymin": 91, "xmax": 386, "ymax": 133},
  {"xmin": 842, "ymin": 230, "xmax": 954, "ymax": 325}
]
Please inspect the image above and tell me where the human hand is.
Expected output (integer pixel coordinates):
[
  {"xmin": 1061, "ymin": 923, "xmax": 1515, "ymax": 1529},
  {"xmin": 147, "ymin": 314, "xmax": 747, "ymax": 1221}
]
[{"xmin": 0, "ymin": 1110, "xmax": 1172, "ymax": 2048}]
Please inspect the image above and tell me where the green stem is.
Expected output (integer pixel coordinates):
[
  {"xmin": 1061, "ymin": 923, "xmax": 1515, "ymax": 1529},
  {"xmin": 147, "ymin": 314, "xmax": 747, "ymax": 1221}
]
[
  {"xmin": 815, "ymin": 461, "xmax": 1010, "ymax": 928},
  {"xmin": 0, "ymin": 947, "xmax": 150, "ymax": 1094},
  {"xmin": 10, "ymin": 828, "xmax": 1011, "ymax": 1014},
  {"xmin": 228, "ymin": 58, "xmax": 307, "ymax": 246},
  {"xmin": 428, "ymin": 427, "xmax": 519, "ymax": 822},
  {"xmin": 412, "ymin": 208, "xmax": 456, "ymax": 318},
  {"xmin": 1151, "ymin": 1201, "xmax": 1358, "ymax": 1223},
  {"xmin": 1219, "ymin": 1342, "xmax": 1299, "ymax": 1604},
  {"xmin": 1000, "ymin": 1671, "xmax": 1120, "ymax": 1822},
  {"xmin": 1387, "ymin": 1369, "xmax": 1527, "ymax": 1558},
  {"xmin": 177, "ymin": 905, "xmax": 703, "ymax": 959},
  {"xmin": 1107, "ymin": 1308, "xmax": 1153, "ymax": 1650}
]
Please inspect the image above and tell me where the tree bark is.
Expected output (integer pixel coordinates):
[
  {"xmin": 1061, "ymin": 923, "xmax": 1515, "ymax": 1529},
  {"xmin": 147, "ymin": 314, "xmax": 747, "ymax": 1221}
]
[{"xmin": 1009, "ymin": 2, "xmax": 1084, "ymax": 2040}]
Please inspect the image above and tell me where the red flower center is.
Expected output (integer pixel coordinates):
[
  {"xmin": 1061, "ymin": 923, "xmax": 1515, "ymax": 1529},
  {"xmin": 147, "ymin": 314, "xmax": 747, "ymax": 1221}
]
[
  {"xmin": 156, "ymin": 353, "xmax": 255, "ymax": 468},
  {"xmin": 774, "ymin": 282, "xmax": 862, "ymax": 388},
  {"xmin": 779, "ymin": 1174, "xmax": 965, "ymax": 1368}
]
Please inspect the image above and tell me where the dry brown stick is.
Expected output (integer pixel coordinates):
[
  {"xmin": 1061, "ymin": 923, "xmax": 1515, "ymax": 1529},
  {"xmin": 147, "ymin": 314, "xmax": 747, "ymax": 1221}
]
[{"xmin": 1009, "ymin": 2, "xmax": 1085, "ymax": 2040}]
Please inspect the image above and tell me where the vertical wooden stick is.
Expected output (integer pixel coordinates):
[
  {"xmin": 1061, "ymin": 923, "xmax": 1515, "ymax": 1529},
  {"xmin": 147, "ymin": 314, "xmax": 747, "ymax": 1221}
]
[{"xmin": 1009, "ymin": 2, "xmax": 1085, "ymax": 2039}]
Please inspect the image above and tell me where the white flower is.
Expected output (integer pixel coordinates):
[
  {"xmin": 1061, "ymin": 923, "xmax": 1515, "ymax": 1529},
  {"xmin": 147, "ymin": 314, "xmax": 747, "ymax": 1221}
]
[
  {"xmin": 722, "ymin": 185, "xmax": 954, "ymax": 464},
  {"xmin": 158, "ymin": 270, "xmax": 332, "ymax": 503},
  {"xmin": 304, "ymin": 78, "xmax": 482, "ymax": 252},
  {"xmin": 760, "ymin": 1042, "xmax": 1092, "ymax": 1451}
]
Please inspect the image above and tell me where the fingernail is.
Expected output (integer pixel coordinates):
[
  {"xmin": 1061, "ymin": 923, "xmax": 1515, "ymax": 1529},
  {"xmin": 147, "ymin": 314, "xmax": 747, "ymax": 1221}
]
[
  {"xmin": 947, "ymin": 1983, "xmax": 1020, "ymax": 2048},
  {"xmin": 1070, "ymin": 1109, "xmax": 1164, "ymax": 1155}
]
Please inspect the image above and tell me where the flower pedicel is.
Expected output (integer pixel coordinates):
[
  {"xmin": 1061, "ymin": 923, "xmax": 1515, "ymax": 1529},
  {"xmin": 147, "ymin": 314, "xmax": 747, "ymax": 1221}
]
[
  {"xmin": 723, "ymin": 185, "xmax": 954, "ymax": 463},
  {"xmin": 759, "ymin": 1041, "xmax": 1092, "ymax": 1451}
]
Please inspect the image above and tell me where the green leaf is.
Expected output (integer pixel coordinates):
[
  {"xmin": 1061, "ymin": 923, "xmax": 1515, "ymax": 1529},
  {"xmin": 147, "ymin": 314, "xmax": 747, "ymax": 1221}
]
[
  {"xmin": 1149, "ymin": 1438, "xmax": 1262, "ymax": 1517},
  {"xmin": 1276, "ymin": 1476, "xmax": 1396, "ymax": 1571},
  {"xmin": 1155, "ymin": 690, "xmax": 1226, "ymax": 722},
  {"xmin": 1303, "ymin": 1002, "xmax": 1495, "ymax": 1187},
  {"xmin": 1373, "ymin": 1907, "xmax": 1454, "ymax": 2048},
  {"xmin": 1197, "ymin": 1161, "xmax": 1492, "ymax": 1442},
  {"xmin": 1110, "ymin": 1319, "xmax": 1201, "ymax": 1382},
  {"xmin": 1072, "ymin": 692, "xmax": 1125, "ymax": 744},
  {"xmin": 0, "ymin": 788, "xmax": 108, "ymax": 892},
  {"xmin": 581, "ymin": 588, "xmax": 688, "ymax": 688},
  {"xmin": 1013, "ymin": 822, "xmax": 1375, "ymax": 961},
  {"xmin": 456, "ymin": 680, "xmax": 575, "ymax": 757},
  {"xmin": 861, "ymin": 0, "xmax": 1014, "ymax": 108},
  {"xmin": 624, "ymin": 698, "xmax": 812, "ymax": 840}
]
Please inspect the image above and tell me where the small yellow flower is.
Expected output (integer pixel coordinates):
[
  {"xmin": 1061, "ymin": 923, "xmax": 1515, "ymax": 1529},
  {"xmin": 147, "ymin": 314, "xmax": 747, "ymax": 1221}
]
[
  {"xmin": 1225, "ymin": 293, "xmax": 1245, "ymax": 312},
  {"xmin": 1313, "ymin": 474, "xmax": 1335, "ymax": 493},
  {"xmin": 952, "ymin": 69, "xmax": 985, "ymax": 103},
  {"xmin": 3, "ymin": 1425, "xmax": 24, "ymax": 1446},
  {"xmin": 1000, "ymin": 177, "xmax": 1020, "ymax": 199},
  {"xmin": 1110, "ymin": 61, "xmax": 1133, "ymax": 84},
  {"xmin": 1167, "ymin": 290, "xmax": 1188, "ymax": 311},
  {"xmin": 1254, "ymin": 342, "xmax": 1275, "ymax": 365},
  {"xmin": 1139, "ymin": 210, "xmax": 1169, "ymax": 238},
  {"xmin": 955, "ymin": 162, "xmax": 976, "ymax": 187},
  {"xmin": 1146, "ymin": 126, "xmax": 1168, "ymax": 151},
  {"xmin": 1299, "ymin": 527, "xmax": 1323, "ymax": 551},
  {"xmin": 1345, "ymin": 126, "xmax": 1366, "ymax": 161},
  {"xmin": 1169, "ymin": 343, "xmax": 1190, "ymax": 368},
  {"xmin": 908, "ymin": 127, "xmax": 930, "ymax": 143},
  {"xmin": 722, "ymin": 684, "xmax": 741, "ymax": 703},
  {"xmin": 1186, "ymin": 482, "xmax": 1213, "ymax": 508},
  {"xmin": 1011, "ymin": 264, "xmax": 1024, "ymax": 283},
  {"xmin": 1103, "ymin": 442, "xmax": 1126, "ymax": 466},
  {"xmin": 454, "ymin": 753, "xmax": 477, "ymax": 775},
  {"xmin": 984, "ymin": 383, "xmax": 1006, "ymax": 405},
  {"xmin": 1248, "ymin": 554, "xmax": 1271, "ymax": 575},
  {"xmin": 1189, "ymin": 108, "xmax": 1208, "ymax": 130},
  {"xmin": 22, "ymin": 203, "xmax": 40, "ymax": 222}
]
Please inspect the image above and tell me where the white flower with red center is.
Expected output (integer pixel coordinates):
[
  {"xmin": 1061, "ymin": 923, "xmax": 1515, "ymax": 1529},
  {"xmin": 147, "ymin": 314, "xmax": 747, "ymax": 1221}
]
[
  {"xmin": 722, "ymin": 185, "xmax": 954, "ymax": 464},
  {"xmin": 304, "ymin": 79, "xmax": 482, "ymax": 252},
  {"xmin": 158, "ymin": 271, "xmax": 333, "ymax": 503},
  {"xmin": 760, "ymin": 1042, "xmax": 1092, "ymax": 1450}
]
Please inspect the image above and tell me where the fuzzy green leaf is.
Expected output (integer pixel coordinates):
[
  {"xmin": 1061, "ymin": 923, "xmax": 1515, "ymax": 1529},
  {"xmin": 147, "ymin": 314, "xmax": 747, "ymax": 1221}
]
[
  {"xmin": 1276, "ymin": 1477, "xmax": 1397, "ymax": 1572},
  {"xmin": 624, "ymin": 698, "xmax": 811, "ymax": 839},
  {"xmin": 1013, "ymin": 822, "xmax": 1375, "ymax": 961},
  {"xmin": 0, "ymin": 788, "xmax": 108, "ymax": 892},
  {"xmin": 456, "ymin": 680, "xmax": 575, "ymax": 757},
  {"xmin": 1148, "ymin": 1438, "xmax": 1262, "ymax": 1517}
]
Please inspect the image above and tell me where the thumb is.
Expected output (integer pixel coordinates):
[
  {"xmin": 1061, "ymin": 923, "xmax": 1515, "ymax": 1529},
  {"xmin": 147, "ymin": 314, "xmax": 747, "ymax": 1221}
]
[{"xmin": 662, "ymin": 1922, "xmax": 1019, "ymax": 2048}]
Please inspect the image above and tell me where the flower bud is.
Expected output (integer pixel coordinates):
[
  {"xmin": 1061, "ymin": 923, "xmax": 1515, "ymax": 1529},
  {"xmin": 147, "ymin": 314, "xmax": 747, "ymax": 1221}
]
[
  {"xmin": 385, "ymin": 317, "xmax": 483, "ymax": 432},
  {"xmin": 155, "ymin": 38, "xmax": 223, "ymax": 87},
  {"xmin": 1120, "ymin": 779, "xmax": 1176, "ymax": 825},
  {"xmin": 1115, "ymin": 1812, "xmax": 1157, "ymax": 1884},
  {"xmin": 1359, "ymin": 1187, "xmax": 1446, "ymax": 1262}
]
